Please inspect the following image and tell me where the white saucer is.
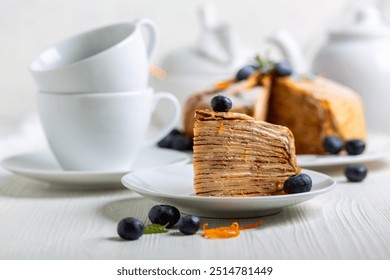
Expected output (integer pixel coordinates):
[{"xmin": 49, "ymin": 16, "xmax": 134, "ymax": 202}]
[
  {"xmin": 297, "ymin": 132, "xmax": 390, "ymax": 168},
  {"xmin": 121, "ymin": 164, "xmax": 336, "ymax": 218},
  {"xmin": 1, "ymin": 147, "xmax": 191, "ymax": 188}
]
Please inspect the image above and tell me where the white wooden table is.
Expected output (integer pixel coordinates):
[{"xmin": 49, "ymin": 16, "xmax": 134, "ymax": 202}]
[{"xmin": 1, "ymin": 126, "xmax": 390, "ymax": 260}]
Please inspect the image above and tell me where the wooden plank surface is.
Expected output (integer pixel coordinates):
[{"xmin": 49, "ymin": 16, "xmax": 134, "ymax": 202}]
[{"xmin": 0, "ymin": 158, "xmax": 390, "ymax": 260}]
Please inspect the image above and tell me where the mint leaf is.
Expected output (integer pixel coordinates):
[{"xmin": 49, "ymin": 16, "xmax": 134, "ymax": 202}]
[
  {"xmin": 254, "ymin": 54, "xmax": 275, "ymax": 74},
  {"xmin": 144, "ymin": 224, "xmax": 168, "ymax": 234}
]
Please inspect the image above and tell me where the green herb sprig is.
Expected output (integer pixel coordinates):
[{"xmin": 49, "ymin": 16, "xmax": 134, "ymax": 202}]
[
  {"xmin": 144, "ymin": 224, "xmax": 168, "ymax": 235},
  {"xmin": 254, "ymin": 54, "xmax": 275, "ymax": 74}
]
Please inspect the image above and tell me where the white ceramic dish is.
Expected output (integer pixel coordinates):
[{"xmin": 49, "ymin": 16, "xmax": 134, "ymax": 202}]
[
  {"xmin": 297, "ymin": 131, "xmax": 390, "ymax": 168},
  {"xmin": 121, "ymin": 164, "xmax": 336, "ymax": 218},
  {"xmin": 1, "ymin": 147, "xmax": 190, "ymax": 188}
]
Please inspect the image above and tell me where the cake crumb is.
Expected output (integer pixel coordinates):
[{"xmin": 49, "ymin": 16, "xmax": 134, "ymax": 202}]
[
  {"xmin": 243, "ymin": 148, "xmax": 248, "ymax": 162},
  {"xmin": 217, "ymin": 120, "xmax": 223, "ymax": 134}
]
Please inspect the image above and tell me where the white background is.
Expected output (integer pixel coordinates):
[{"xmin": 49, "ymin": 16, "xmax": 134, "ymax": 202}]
[{"xmin": 1, "ymin": 0, "xmax": 368, "ymax": 122}]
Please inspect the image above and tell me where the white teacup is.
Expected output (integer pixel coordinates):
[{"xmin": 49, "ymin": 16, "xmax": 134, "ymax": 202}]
[
  {"xmin": 37, "ymin": 88, "xmax": 180, "ymax": 171},
  {"xmin": 30, "ymin": 18, "xmax": 157, "ymax": 93}
]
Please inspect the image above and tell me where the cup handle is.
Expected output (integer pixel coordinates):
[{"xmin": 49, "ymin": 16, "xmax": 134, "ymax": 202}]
[
  {"xmin": 134, "ymin": 18, "xmax": 157, "ymax": 61},
  {"xmin": 144, "ymin": 92, "xmax": 181, "ymax": 147}
]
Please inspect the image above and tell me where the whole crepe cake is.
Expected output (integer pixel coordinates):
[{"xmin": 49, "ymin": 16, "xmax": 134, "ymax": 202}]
[{"xmin": 184, "ymin": 59, "xmax": 366, "ymax": 154}]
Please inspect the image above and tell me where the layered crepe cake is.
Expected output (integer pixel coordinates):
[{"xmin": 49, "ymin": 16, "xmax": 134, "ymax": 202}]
[
  {"xmin": 183, "ymin": 73, "xmax": 271, "ymax": 139},
  {"xmin": 184, "ymin": 71, "xmax": 366, "ymax": 154},
  {"xmin": 268, "ymin": 76, "xmax": 366, "ymax": 154},
  {"xmin": 193, "ymin": 109, "xmax": 301, "ymax": 197}
]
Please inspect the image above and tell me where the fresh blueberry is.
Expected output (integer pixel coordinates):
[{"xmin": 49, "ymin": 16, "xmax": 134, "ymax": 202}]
[
  {"xmin": 117, "ymin": 217, "xmax": 144, "ymax": 240},
  {"xmin": 157, "ymin": 129, "xmax": 193, "ymax": 151},
  {"xmin": 236, "ymin": 65, "xmax": 258, "ymax": 81},
  {"xmin": 274, "ymin": 60, "xmax": 293, "ymax": 77},
  {"xmin": 148, "ymin": 205, "xmax": 180, "ymax": 228},
  {"xmin": 177, "ymin": 215, "xmax": 201, "ymax": 235},
  {"xmin": 211, "ymin": 95, "xmax": 233, "ymax": 112},
  {"xmin": 283, "ymin": 173, "xmax": 313, "ymax": 194},
  {"xmin": 157, "ymin": 135, "xmax": 174, "ymax": 148},
  {"xmin": 323, "ymin": 136, "xmax": 344, "ymax": 154},
  {"xmin": 345, "ymin": 139, "xmax": 366, "ymax": 155},
  {"xmin": 345, "ymin": 165, "xmax": 368, "ymax": 182},
  {"xmin": 171, "ymin": 134, "xmax": 193, "ymax": 151},
  {"xmin": 157, "ymin": 129, "xmax": 181, "ymax": 148}
]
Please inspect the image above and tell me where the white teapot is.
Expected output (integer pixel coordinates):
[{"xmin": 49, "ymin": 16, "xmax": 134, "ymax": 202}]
[
  {"xmin": 270, "ymin": 4, "xmax": 390, "ymax": 133},
  {"xmin": 151, "ymin": 4, "xmax": 254, "ymax": 129}
]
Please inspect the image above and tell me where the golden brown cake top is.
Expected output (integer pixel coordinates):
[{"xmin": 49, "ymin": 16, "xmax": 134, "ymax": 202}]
[
  {"xmin": 194, "ymin": 109, "xmax": 297, "ymax": 136},
  {"xmin": 194, "ymin": 109, "xmax": 254, "ymax": 121},
  {"xmin": 279, "ymin": 76, "xmax": 363, "ymax": 101}
]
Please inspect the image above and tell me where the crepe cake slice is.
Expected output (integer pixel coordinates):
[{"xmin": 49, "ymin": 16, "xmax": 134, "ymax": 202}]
[{"xmin": 193, "ymin": 109, "xmax": 301, "ymax": 197}]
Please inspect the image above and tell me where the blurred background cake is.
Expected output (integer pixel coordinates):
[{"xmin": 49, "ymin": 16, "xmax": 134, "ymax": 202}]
[
  {"xmin": 183, "ymin": 60, "xmax": 366, "ymax": 154},
  {"xmin": 183, "ymin": 73, "xmax": 271, "ymax": 138},
  {"xmin": 268, "ymin": 75, "xmax": 366, "ymax": 154}
]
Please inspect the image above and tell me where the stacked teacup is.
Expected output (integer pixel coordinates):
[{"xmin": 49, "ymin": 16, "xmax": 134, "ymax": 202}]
[{"xmin": 30, "ymin": 19, "xmax": 180, "ymax": 171}]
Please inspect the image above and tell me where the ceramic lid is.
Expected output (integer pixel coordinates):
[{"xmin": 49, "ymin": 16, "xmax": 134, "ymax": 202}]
[
  {"xmin": 329, "ymin": 5, "xmax": 390, "ymax": 39},
  {"xmin": 159, "ymin": 4, "xmax": 254, "ymax": 75},
  {"xmin": 160, "ymin": 47, "xmax": 254, "ymax": 75},
  {"xmin": 161, "ymin": 48, "xmax": 233, "ymax": 74}
]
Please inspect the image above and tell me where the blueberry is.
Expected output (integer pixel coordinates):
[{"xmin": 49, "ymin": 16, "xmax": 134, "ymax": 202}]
[
  {"xmin": 157, "ymin": 129, "xmax": 181, "ymax": 148},
  {"xmin": 171, "ymin": 134, "xmax": 193, "ymax": 151},
  {"xmin": 345, "ymin": 139, "xmax": 366, "ymax": 155},
  {"xmin": 148, "ymin": 205, "xmax": 180, "ymax": 228},
  {"xmin": 117, "ymin": 217, "xmax": 144, "ymax": 240},
  {"xmin": 274, "ymin": 60, "xmax": 293, "ymax": 77},
  {"xmin": 236, "ymin": 65, "xmax": 258, "ymax": 81},
  {"xmin": 345, "ymin": 165, "xmax": 368, "ymax": 182},
  {"xmin": 323, "ymin": 136, "xmax": 344, "ymax": 154},
  {"xmin": 211, "ymin": 95, "xmax": 233, "ymax": 112},
  {"xmin": 157, "ymin": 129, "xmax": 193, "ymax": 151},
  {"xmin": 169, "ymin": 128, "xmax": 181, "ymax": 135},
  {"xmin": 157, "ymin": 134, "xmax": 174, "ymax": 148},
  {"xmin": 283, "ymin": 173, "xmax": 313, "ymax": 194},
  {"xmin": 177, "ymin": 215, "xmax": 201, "ymax": 235}
]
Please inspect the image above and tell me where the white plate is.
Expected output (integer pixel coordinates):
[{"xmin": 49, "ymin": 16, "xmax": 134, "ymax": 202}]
[
  {"xmin": 121, "ymin": 164, "xmax": 336, "ymax": 218},
  {"xmin": 1, "ymin": 147, "xmax": 190, "ymax": 188},
  {"xmin": 297, "ymin": 131, "xmax": 390, "ymax": 168}
]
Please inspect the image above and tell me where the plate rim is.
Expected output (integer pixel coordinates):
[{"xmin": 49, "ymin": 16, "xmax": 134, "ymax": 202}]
[
  {"xmin": 121, "ymin": 164, "xmax": 336, "ymax": 202},
  {"xmin": 296, "ymin": 131, "xmax": 390, "ymax": 167},
  {"xmin": 1, "ymin": 147, "xmax": 191, "ymax": 186},
  {"xmin": 2, "ymin": 151, "xmax": 128, "ymax": 176}
]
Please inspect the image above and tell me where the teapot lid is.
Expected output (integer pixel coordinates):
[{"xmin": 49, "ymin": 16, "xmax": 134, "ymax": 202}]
[
  {"xmin": 329, "ymin": 4, "xmax": 390, "ymax": 39},
  {"xmin": 160, "ymin": 4, "xmax": 253, "ymax": 74},
  {"xmin": 161, "ymin": 48, "xmax": 247, "ymax": 74}
]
